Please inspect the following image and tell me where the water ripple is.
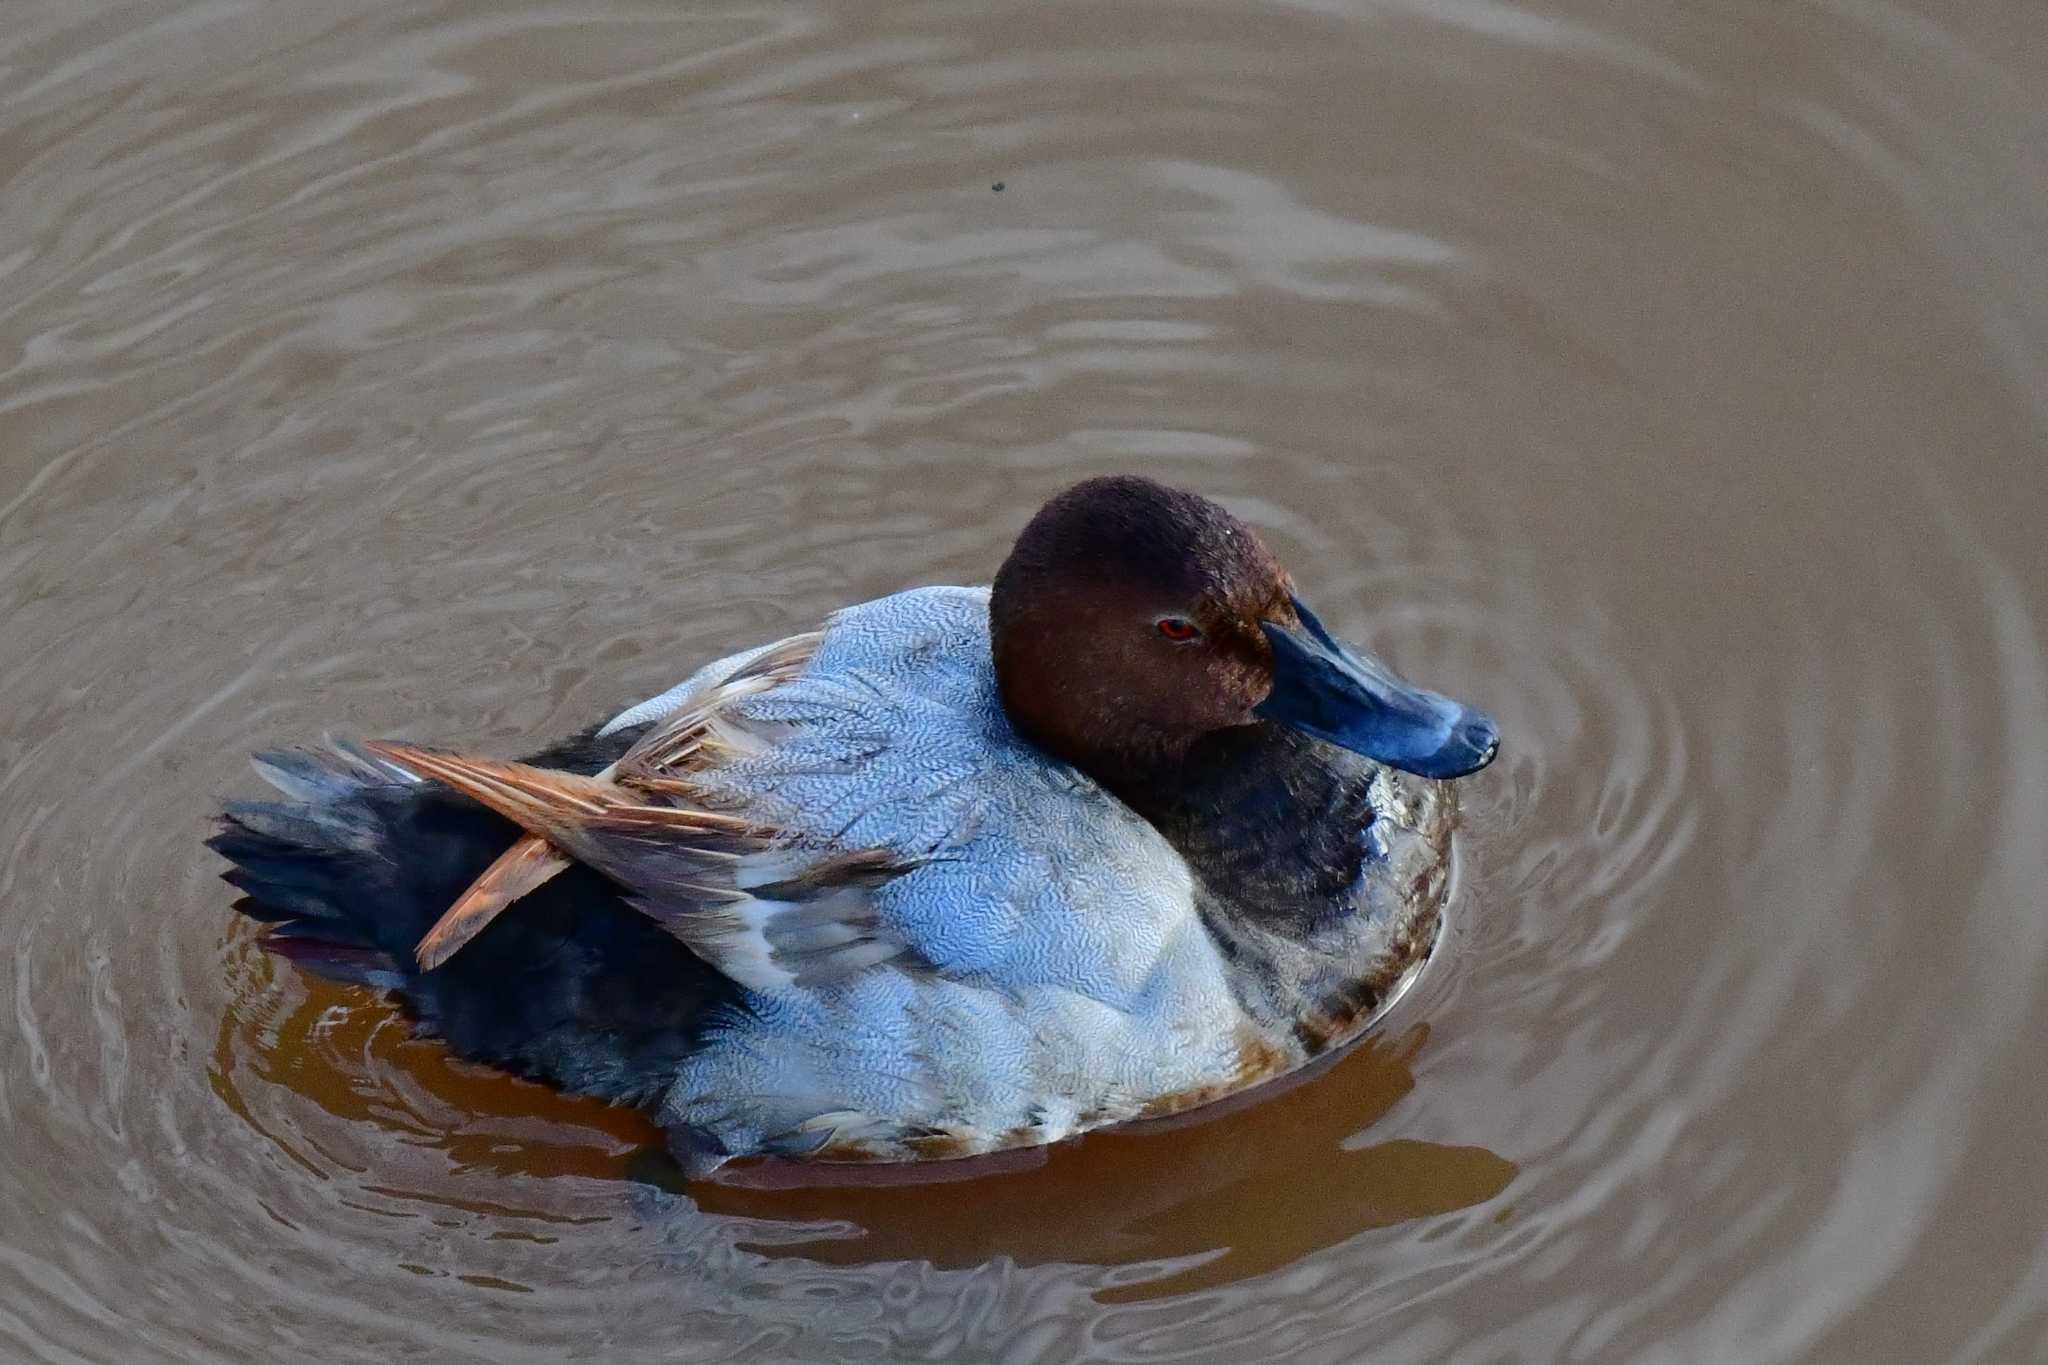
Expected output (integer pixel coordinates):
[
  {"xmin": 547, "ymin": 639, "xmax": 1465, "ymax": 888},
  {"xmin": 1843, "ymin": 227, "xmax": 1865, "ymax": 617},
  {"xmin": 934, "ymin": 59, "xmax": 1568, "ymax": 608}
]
[{"xmin": 3, "ymin": 0, "xmax": 2046, "ymax": 1360}]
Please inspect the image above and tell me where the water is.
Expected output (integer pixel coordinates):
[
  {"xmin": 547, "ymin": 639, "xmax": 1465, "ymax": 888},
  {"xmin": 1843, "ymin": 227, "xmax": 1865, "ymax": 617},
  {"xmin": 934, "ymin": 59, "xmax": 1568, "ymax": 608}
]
[{"xmin": 3, "ymin": 0, "xmax": 2044, "ymax": 1359}]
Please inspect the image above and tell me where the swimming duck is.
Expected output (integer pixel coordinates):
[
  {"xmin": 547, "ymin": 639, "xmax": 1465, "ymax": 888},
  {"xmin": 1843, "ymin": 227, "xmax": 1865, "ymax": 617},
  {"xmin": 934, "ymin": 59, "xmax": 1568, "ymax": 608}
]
[{"xmin": 212, "ymin": 476, "xmax": 1498, "ymax": 1179}]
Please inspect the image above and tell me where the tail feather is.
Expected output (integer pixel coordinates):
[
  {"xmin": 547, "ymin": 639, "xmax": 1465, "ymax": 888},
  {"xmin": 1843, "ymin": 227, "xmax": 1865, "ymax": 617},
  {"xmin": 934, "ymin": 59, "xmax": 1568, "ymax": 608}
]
[
  {"xmin": 249, "ymin": 739, "xmax": 423, "ymax": 801},
  {"xmin": 211, "ymin": 726, "xmax": 744, "ymax": 1108},
  {"xmin": 263, "ymin": 933, "xmax": 410, "ymax": 991},
  {"xmin": 210, "ymin": 814, "xmax": 377, "ymax": 925},
  {"xmin": 414, "ymin": 836, "xmax": 572, "ymax": 972}
]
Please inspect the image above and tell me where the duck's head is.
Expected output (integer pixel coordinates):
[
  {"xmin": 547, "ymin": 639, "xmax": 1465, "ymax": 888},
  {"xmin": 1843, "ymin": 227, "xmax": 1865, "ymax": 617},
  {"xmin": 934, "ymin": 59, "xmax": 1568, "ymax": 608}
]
[{"xmin": 990, "ymin": 476, "xmax": 1499, "ymax": 791}]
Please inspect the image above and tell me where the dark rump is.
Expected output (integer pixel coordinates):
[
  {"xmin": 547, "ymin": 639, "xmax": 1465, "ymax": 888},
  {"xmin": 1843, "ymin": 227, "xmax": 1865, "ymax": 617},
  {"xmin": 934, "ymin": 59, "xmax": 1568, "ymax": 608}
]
[{"xmin": 208, "ymin": 723, "xmax": 744, "ymax": 1109}]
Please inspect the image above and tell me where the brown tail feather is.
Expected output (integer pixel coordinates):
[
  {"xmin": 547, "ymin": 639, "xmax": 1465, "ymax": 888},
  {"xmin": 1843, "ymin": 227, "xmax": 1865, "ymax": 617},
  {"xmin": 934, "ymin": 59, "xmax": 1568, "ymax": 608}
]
[
  {"xmin": 362, "ymin": 743, "xmax": 626, "ymax": 969},
  {"xmin": 414, "ymin": 836, "xmax": 570, "ymax": 970},
  {"xmin": 412, "ymin": 751, "xmax": 639, "ymax": 970},
  {"xmin": 361, "ymin": 742, "xmax": 622, "ymax": 836},
  {"xmin": 364, "ymin": 741, "xmax": 773, "ymax": 969}
]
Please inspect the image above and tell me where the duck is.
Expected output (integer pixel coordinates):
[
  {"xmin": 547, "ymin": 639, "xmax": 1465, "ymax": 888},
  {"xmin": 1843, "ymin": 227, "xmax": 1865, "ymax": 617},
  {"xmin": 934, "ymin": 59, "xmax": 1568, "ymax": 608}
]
[{"xmin": 211, "ymin": 476, "xmax": 1498, "ymax": 1180}]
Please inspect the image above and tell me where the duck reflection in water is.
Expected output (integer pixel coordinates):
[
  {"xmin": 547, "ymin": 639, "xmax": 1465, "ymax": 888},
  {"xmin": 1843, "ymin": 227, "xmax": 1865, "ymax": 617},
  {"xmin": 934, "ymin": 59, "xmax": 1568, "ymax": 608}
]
[
  {"xmin": 221, "ymin": 979, "xmax": 1510, "ymax": 1303},
  {"xmin": 680, "ymin": 1023, "xmax": 1515, "ymax": 1300}
]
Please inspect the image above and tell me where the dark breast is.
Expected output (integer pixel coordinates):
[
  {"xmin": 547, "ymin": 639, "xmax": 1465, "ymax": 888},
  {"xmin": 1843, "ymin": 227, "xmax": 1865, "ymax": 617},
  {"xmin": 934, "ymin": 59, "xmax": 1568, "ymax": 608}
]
[{"xmin": 1121, "ymin": 724, "xmax": 1443, "ymax": 1051}]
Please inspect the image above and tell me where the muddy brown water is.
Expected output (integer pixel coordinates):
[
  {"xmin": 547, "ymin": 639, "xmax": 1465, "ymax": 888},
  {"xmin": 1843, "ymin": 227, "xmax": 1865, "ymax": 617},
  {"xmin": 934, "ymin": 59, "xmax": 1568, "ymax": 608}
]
[{"xmin": 4, "ymin": 1, "xmax": 2046, "ymax": 1360}]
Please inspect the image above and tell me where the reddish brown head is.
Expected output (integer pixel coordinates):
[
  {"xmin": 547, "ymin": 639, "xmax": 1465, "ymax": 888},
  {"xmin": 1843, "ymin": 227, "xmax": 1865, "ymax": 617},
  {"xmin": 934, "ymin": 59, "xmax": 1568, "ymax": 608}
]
[
  {"xmin": 989, "ymin": 476, "xmax": 1499, "ymax": 793},
  {"xmin": 990, "ymin": 477, "xmax": 1287, "ymax": 787}
]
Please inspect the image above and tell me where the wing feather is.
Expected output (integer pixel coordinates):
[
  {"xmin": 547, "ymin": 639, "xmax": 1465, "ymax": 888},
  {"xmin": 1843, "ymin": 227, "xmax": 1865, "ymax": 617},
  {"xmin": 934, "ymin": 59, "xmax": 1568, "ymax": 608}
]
[
  {"xmin": 389, "ymin": 630, "xmax": 825, "ymax": 969},
  {"xmin": 364, "ymin": 658, "xmax": 919, "ymax": 995}
]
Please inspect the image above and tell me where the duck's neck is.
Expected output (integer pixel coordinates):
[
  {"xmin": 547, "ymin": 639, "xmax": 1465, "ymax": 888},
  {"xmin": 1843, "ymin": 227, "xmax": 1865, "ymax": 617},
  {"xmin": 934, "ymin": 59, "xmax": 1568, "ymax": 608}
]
[{"xmin": 1101, "ymin": 723, "xmax": 1379, "ymax": 937}]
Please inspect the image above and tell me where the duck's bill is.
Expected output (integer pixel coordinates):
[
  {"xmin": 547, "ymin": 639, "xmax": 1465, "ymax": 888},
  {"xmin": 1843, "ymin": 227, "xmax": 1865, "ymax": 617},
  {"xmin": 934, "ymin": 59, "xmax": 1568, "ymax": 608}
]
[{"xmin": 1255, "ymin": 596, "xmax": 1499, "ymax": 780}]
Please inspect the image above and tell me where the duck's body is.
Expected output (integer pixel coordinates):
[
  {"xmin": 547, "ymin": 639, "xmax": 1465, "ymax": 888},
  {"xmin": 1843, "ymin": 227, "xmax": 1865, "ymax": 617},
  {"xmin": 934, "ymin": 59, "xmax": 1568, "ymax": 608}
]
[{"xmin": 214, "ymin": 479, "xmax": 1493, "ymax": 1178}]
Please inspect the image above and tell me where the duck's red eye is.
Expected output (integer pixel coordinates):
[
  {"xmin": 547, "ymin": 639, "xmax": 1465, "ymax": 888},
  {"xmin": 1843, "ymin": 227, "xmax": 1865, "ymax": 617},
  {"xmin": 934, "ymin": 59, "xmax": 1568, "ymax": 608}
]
[{"xmin": 1156, "ymin": 616, "xmax": 1203, "ymax": 643}]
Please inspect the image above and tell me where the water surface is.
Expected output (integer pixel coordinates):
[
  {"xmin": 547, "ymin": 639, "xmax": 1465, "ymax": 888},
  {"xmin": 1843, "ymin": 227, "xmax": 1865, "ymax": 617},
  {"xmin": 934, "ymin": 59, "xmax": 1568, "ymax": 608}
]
[{"xmin": 3, "ymin": 0, "xmax": 2046, "ymax": 1360}]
